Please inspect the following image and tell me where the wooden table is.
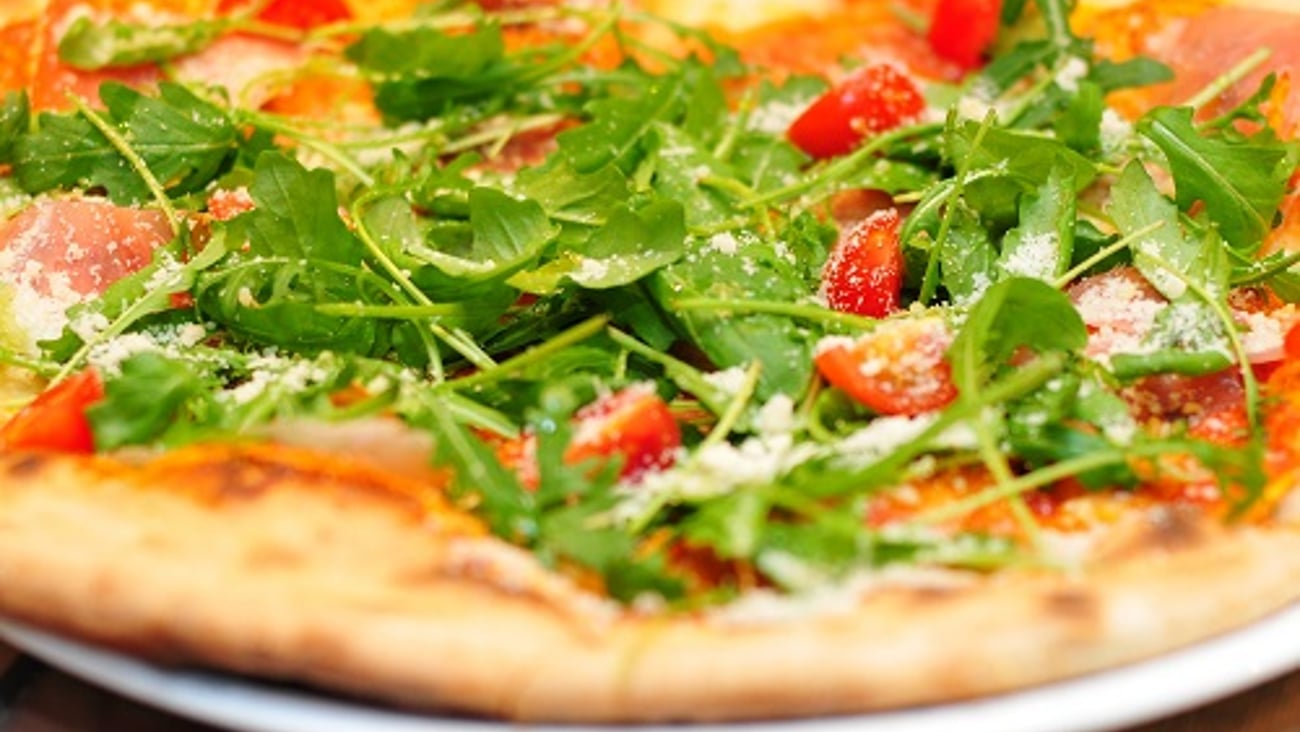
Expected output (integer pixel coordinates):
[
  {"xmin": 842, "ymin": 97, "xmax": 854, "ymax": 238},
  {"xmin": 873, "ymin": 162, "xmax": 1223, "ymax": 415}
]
[{"xmin": 3, "ymin": 642, "xmax": 1300, "ymax": 732}]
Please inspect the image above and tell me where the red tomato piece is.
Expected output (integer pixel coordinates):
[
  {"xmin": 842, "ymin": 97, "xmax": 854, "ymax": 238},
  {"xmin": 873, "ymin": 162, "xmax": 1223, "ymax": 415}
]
[
  {"xmin": 567, "ymin": 385, "xmax": 681, "ymax": 481},
  {"xmin": 496, "ymin": 385, "xmax": 681, "ymax": 488},
  {"xmin": 815, "ymin": 317, "xmax": 958, "ymax": 416},
  {"xmin": 787, "ymin": 64, "xmax": 925, "ymax": 159},
  {"xmin": 927, "ymin": 0, "xmax": 1002, "ymax": 70},
  {"xmin": 217, "ymin": 0, "xmax": 352, "ymax": 28},
  {"xmin": 0, "ymin": 370, "xmax": 105, "ymax": 453},
  {"xmin": 1285, "ymin": 321, "xmax": 1300, "ymax": 361},
  {"xmin": 821, "ymin": 208, "xmax": 905, "ymax": 319}
]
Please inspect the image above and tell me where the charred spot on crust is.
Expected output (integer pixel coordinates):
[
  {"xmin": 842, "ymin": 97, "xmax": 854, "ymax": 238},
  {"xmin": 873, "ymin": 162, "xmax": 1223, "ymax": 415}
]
[
  {"xmin": 902, "ymin": 585, "xmax": 961, "ymax": 604},
  {"xmin": 1042, "ymin": 588, "xmax": 1097, "ymax": 620},
  {"xmin": 1096, "ymin": 505, "xmax": 1215, "ymax": 563},
  {"xmin": 4, "ymin": 453, "xmax": 48, "ymax": 479},
  {"xmin": 160, "ymin": 453, "xmax": 299, "ymax": 503},
  {"xmin": 209, "ymin": 457, "xmax": 298, "ymax": 501},
  {"xmin": 1141, "ymin": 506, "xmax": 1211, "ymax": 551}
]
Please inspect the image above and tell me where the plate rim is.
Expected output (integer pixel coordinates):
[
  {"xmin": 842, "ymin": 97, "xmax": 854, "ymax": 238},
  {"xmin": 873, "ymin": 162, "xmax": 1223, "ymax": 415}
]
[{"xmin": 4, "ymin": 603, "xmax": 1300, "ymax": 732}]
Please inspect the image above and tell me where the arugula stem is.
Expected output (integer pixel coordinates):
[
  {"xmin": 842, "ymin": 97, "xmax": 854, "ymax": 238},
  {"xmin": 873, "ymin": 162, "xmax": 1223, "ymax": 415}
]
[
  {"xmin": 314, "ymin": 303, "xmax": 468, "ymax": 318},
  {"xmin": 349, "ymin": 191, "xmax": 495, "ymax": 374},
  {"xmin": 712, "ymin": 89, "xmax": 754, "ymax": 161},
  {"xmin": 440, "ymin": 113, "xmax": 567, "ymax": 156},
  {"xmin": 1002, "ymin": 66, "xmax": 1061, "ymax": 128},
  {"xmin": 970, "ymin": 405, "xmax": 1044, "ymax": 548},
  {"xmin": 698, "ymin": 175, "xmax": 758, "ymax": 204},
  {"xmin": 1051, "ymin": 220, "xmax": 1163, "ymax": 288},
  {"xmin": 743, "ymin": 122, "xmax": 944, "ymax": 209},
  {"xmin": 332, "ymin": 121, "xmax": 448, "ymax": 150},
  {"xmin": 700, "ymin": 361, "xmax": 761, "ymax": 450},
  {"xmin": 69, "ymin": 95, "xmax": 181, "ymax": 235},
  {"xmin": 243, "ymin": 111, "xmax": 375, "ymax": 186},
  {"xmin": 55, "ymin": 241, "xmax": 227, "ymax": 382},
  {"xmin": 1140, "ymin": 251, "xmax": 1259, "ymax": 427},
  {"xmin": 439, "ymin": 391, "xmax": 521, "ymax": 439},
  {"xmin": 606, "ymin": 327, "xmax": 730, "ymax": 414},
  {"xmin": 0, "ymin": 349, "xmax": 59, "ymax": 378},
  {"xmin": 507, "ymin": 5, "xmax": 622, "ymax": 88},
  {"xmin": 446, "ymin": 315, "xmax": 610, "ymax": 391},
  {"xmin": 909, "ymin": 449, "xmax": 1130, "ymax": 526},
  {"xmin": 825, "ymin": 354, "xmax": 1067, "ymax": 496},
  {"xmin": 1035, "ymin": 0, "xmax": 1077, "ymax": 52},
  {"xmin": 1183, "ymin": 48, "xmax": 1273, "ymax": 111},
  {"xmin": 888, "ymin": 0, "xmax": 928, "ymax": 33},
  {"xmin": 1232, "ymin": 250, "xmax": 1300, "ymax": 287},
  {"xmin": 919, "ymin": 112, "xmax": 997, "ymax": 303},
  {"xmin": 673, "ymin": 297, "xmax": 878, "ymax": 330}
]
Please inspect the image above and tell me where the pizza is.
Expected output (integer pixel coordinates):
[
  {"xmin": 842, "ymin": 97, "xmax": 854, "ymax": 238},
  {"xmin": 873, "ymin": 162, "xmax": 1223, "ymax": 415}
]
[{"xmin": 1, "ymin": 0, "xmax": 1300, "ymax": 724}]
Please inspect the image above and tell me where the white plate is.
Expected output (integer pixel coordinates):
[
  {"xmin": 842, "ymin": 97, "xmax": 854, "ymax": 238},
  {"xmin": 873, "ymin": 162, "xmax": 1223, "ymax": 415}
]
[{"xmin": 4, "ymin": 606, "xmax": 1300, "ymax": 732}]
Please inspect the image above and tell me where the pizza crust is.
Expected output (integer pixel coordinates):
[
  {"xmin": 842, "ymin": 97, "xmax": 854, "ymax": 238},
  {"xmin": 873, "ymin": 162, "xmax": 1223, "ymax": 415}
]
[{"xmin": 3, "ymin": 447, "xmax": 1300, "ymax": 722}]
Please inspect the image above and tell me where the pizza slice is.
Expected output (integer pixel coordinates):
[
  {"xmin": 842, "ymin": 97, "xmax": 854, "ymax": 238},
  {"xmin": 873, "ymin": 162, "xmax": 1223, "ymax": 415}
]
[{"xmin": 1, "ymin": 0, "xmax": 1300, "ymax": 723}]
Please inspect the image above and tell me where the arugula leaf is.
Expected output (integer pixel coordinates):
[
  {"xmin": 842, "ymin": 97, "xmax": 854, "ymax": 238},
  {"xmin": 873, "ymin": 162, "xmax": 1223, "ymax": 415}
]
[
  {"xmin": 58, "ymin": 15, "xmax": 225, "ymax": 70},
  {"xmin": 938, "ymin": 205, "xmax": 997, "ymax": 304},
  {"xmin": 14, "ymin": 82, "xmax": 237, "ymax": 204},
  {"xmin": 948, "ymin": 277, "xmax": 1086, "ymax": 393},
  {"xmin": 647, "ymin": 122, "xmax": 736, "ymax": 230},
  {"xmin": 944, "ymin": 122, "xmax": 1096, "ymax": 229},
  {"xmin": 1054, "ymin": 80, "xmax": 1102, "ymax": 153},
  {"xmin": 0, "ymin": 91, "xmax": 28, "ymax": 165},
  {"xmin": 197, "ymin": 154, "xmax": 390, "ymax": 355},
  {"xmin": 680, "ymin": 489, "xmax": 770, "ymax": 560},
  {"xmin": 558, "ymin": 73, "xmax": 689, "ymax": 174},
  {"xmin": 88, "ymin": 352, "xmax": 210, "ymax": 449},
  {"xmin": 1266, "ymin": 270, "xmax": 1300, "ymax": 304},
  {"xmin": 651, "ymin": 231, "xmax": 817, "ymax": 398},
  {"xmin": 515, "ymin": 158, "xmax": 631, "ymax": 231},
  {"xmin": 237, "ymin": 152, "xmax": 359, "ymax": 264},
  {"xmin": 997, "ymin": 165, "xmax": 1075, "ymax": 281},
  {"xmin": 756, "ymin": 520, "xmax": 871, "ymax": 591},
  {"xmin": 510, "ymin": 199, "xmax": 686, "ymax": 293},
  {"xmin": 1090, "ymin": 57, "xmax": 1173, "ymax": 94},
  {"xmin": 948, "ymin": 122, "xmax": 1097, "ymax": 194},
  {"xmin": 416, "ymin": 187, "xmax": 558, "ymax": 282},
  {"xmin": 678, "ymin": 62, "xmax": 729, "ymax": 147},
  {"xmin": 423, "ymin": 398, "xmax": 537, "ymax": 541},
  {"xmin": 1108, "ymin": 161, "xmax": 1205, "ymax": 300},
  {"xmin": 1138, "ymin": 106, "xmax": 1293, "ymax": 252},
  {"xmin": 346, "ymin": 23, "xmax": 509, "ymax": 120}
]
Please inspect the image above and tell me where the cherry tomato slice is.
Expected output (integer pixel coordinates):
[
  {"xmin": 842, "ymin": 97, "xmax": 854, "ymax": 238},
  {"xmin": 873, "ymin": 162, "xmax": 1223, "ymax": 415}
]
[
  {"xmin": 815, "ymin": 318, "xmax": 958, "ymax": 416},
  {"xmin": 816, "ymin": 315, "xmax": 961, "ymax": 416},
  {"xmin": 821, "ymin": 208, "xmax": 905, "ymax": 319},
  {"xmin": 1286, "ymin": 321, "xmax": 1300, "ymax": 361},
  {"xmin": 0, "ymin": 370, "xmax": 105, "ymax": 453},
  {"xmin": 787, "ymin": 64, "xmax": 925, "ymax": 159},
  {"xmin": 567, "ymin": 385, "xmax": 681, "ymax": 480},
  {"xmin": 496, "ymin": 386, "xmax": 681, "ymax": 488},
  {"xmin": 217, "ymin": 0, "xmax": 352, "ymax": 29},
  {"xmin": 928, "ymin": 0, "xmax": 1002, "ymax": 70}
]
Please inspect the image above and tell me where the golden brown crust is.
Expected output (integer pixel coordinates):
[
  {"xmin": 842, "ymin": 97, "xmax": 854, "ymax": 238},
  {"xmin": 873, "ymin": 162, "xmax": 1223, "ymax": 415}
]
[{"xmin": 3, "ymin": 448, "xmax": 1300, "ymax": 722}]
